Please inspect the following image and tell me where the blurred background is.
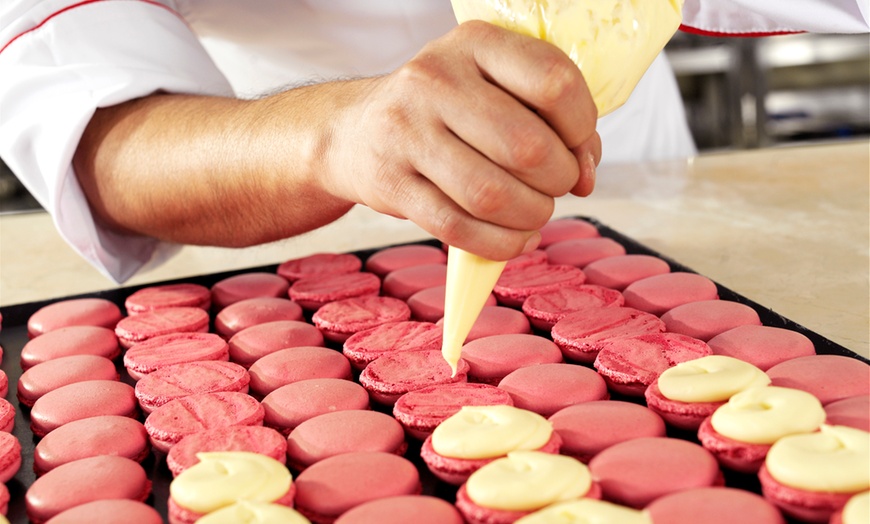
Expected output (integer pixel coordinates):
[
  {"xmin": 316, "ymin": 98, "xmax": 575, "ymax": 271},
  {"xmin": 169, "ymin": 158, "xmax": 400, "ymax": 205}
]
[{"xmin": 1, "ymin": 32, "xmax": 868, "ymax": 214}]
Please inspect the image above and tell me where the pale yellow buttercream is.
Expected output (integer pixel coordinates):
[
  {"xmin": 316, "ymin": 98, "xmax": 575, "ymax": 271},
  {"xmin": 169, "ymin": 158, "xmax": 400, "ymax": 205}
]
[
  {"xmin": 169, "ymin": 452, "xmax": 292, "ymax": 514},
  {"xmin": 466, "ymin": 451, "xmax": 591, "ymax": 511},
  {"xmin": 431, "ymin": 405, "xmax": 552, "ymax": 459},
  {"xmin": 450, "ymin": 0, "xmax": 684, "ymax": 116},
  {"xmin": 515, "ymin": 498, "xmax": 653, "ymax": 524},
  {"xmin": 194, "ymin": 500, "xmax": 310, "ymax": 524},
  {"xmin": 710, "ymin": 386, "xmax": 825, "ymax": 444},
  {"xmin": 766, "ymin": 425, "xmax": 870, "ymax": 493},
  {"xmin": 657, "ymin": 355, "xmax": 770, "ymax": 403},
  {"xmin": 842, "ymin": 490, "xmax": 870, "ymax": 524}
]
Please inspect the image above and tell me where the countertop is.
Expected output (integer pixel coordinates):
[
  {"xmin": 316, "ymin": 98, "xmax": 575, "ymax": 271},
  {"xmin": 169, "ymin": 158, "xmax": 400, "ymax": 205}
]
[{"xmin": 1, "ymin": 139, "xmax": 867, "ymax": 358}]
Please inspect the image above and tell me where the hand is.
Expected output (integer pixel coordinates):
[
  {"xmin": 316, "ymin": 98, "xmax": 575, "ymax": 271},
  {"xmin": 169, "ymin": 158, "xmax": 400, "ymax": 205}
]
[{"xmin": 324, "ymin": 21, "xmax": 601, "ymax": 261}]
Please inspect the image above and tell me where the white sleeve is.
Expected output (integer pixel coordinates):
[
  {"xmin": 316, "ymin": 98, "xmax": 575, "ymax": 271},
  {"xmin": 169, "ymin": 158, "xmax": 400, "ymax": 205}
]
[
  {"xmin": 682, "ymin": 0, "xmax": 870, "ymax": 35},
  {"xmin": 0, "ymin": 0, "xmax": 234, "ymax": 283}
]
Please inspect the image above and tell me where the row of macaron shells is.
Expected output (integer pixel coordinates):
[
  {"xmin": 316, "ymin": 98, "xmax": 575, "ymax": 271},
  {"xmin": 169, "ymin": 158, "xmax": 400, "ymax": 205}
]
[{"xmin": 7, "ymin": 217, "xmax": 869, "ymax": 523}]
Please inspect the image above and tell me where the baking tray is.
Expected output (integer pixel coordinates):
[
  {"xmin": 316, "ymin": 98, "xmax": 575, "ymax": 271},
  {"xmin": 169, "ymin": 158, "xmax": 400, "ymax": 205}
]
[{"xmin": 0, "ymin": 217, "xmax": 865, "ymax": 523}]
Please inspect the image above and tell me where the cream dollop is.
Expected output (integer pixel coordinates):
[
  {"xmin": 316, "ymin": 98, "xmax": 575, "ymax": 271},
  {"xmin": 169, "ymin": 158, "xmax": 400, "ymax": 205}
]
[
  {"xmin": 466, "ymin": 451, "xmax": 591, "ymax": 511},
  {"xmin": 169, "ymin": 452, "xmax": 292, "ymax": 514},
  {"xmin": 842, "ymin": 490, "xmax": 870, "ymax": 524},
  {"xmin": 515, "ymin": 498, "xmax": 653, "ymax": 524},
  {"xmin": 450, "ymin": 0, "xmax": 684, "ymax": 116},
  {"xmin": 657, "ymin": 355, "xmax": 770, "ymax": 403},
  {"xmin": 431, "ymin": 405, "xmax": 552, "ymax": 459},
  {"xmin": 766, "ymin": 425, "xmax": 870, "ymax": 493},
  {"xmin": 195, "ymin": 500, "xmax": 310, "ymax": 524},
  {"xmin": 710, "ymin": 386, "xmax": 825, "ymax": 444}
]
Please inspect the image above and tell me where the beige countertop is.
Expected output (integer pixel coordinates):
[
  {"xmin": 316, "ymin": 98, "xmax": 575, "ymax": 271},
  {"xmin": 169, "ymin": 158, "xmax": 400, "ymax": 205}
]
[{"xmin": 1, "ymin": 140, "xmax": 868, "ymax": 358}]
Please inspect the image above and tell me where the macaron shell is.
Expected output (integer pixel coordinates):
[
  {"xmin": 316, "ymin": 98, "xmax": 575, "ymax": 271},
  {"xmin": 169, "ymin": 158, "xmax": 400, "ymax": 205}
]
[
  {"xmin": 25, "ymin": 456, "xmax": 151, "ymax": 524},
  {"xmin": 33, "ymin": 416, "xmax": 150, "ymax": 476},
  {"xmin": 30, "ymin": 380, "xmax": 138, "ymax": 438},
  {"xmin": 114, "ymin": 307, "xmax": 210, "ymax": 348},
  {"xmin": 582, "ymin": 254, "xmax": 671, "ymax": 291},
  {"xmin": 538, "ymin": 218, "xmax": 600, "ymax": 247},
  {"xmin": 27, "ymin": 298, "xmax": 122, "ymax": 338},
  {"xmin": 294, "ymin": 451, "xmax": 421, "ymax": 522},
  {"xmin": 497, "ymin": 362, "xmax": 609, "ymax": 416},
  {"xmin": 493, "ymin": 264, "xmax": 587, "ymax": 307},
  {"xmin": 0, "ymin": 432, "xmax": 21, "ymax": 483},
  {"xmin": 766, "ymin": 355, "xmax": 870, "ymax": 405},
  {"xmin": 134, "ymin": 360, "xmax": 250, "ymax": 413},
  {"xmin": 165, "ymin": 425, "xmax": 288, "ymax": 477},
  {"xmin": 43, "ymin": 499, "xmax": 163, "ymax": 524},
  {"xmin": 707, "ymin": 325, "xmax": 816, "ymax": 371},
  {"xmin": 646, "ymin": 487, "xmax": 785, "ymax": 524},
  {"xmin": 551, "ymin": 306, "xmax": 666, "ymax": 364},
  {"xmin": 622, "ymin": 272, "xmax": 719, "ymax": 316},
  {"xmin": 381, "ymin": 264, "xmax": 447, "ymax": 301},
  {"xmin": 452, "ymin": 306, "xmax": 532, "ymax": 345},
  {"xmin": 278, "ymin": 252, "xmax": 363, "ymax": 282},
  {"xmin": 358, "ymin": 350, "xmax": 469, "ymax": 406},
  {"xmin": 20, "ymin": 326, "xmax": 119, "ymax": 370},
  {"xmin": 392, "ymin": 383, "xmax": 514, "ymax": 440},
  {"xmin": 124, "ymin": 283, "xmax": 211, "ymax": 314},
  {"xmin": 406, "ymin": 285, "xmax": 497, "ymax": 323},
  {"xmin": 459, "ymin": 334, "xmax": 562, "ymax": 385},
  {"xmin": 123, "ymin": 332, "xmax": 230, "ymax": 379},
  {"xmin": 758, "ymin": 464, "xmax": 853, "ymax": 523},
  {"xmin": 660, "ymin": 300, "xmax": 762, "ymax": 342},
  {"xmin": 334, "ymin": 495, "xmax": 463, "ymax": 524},
  {"xmin": 261, "ymin": 378, "xmax": 370, "ymax": 434},
  {"xmin": 214, "ymin": 297, "xmax": 305, "ymax": 338},
  {"xmin": 312, "ymin": 296, "xmax": 412, "ymax": 343},
  {"xmin": 289, "ymin": 271, "xmax": 381, "ymax": 310},
  {"xmin": 248, "ymin": 346, "xmax": 352, "ymax": 397},
  {"xmin": 364, "ymin": 244, "xmax": 447, "ymax": 276},
  {"xmin": 0, "ymin": 399, "xmax": 14, "ymax": 433},
  {"xmin": 521, "ymin": 285, "xmax": 625, "ymax": 331},
  {"xmin": 824, "ymin": 395, "xmax": 870, "ymax": 431},
  {"xmin": 342, "ymin": 321, "xmax": 442, "ymax": 370},
  {"xmin": 210, "ymin": 272, "xmax": 290, "ymax": 311},
  {"xmin": 228, "ymin": 320, "xmax": 325, "ymax": 368},
  {"xmin": 544, "ymin": 236, "xmax": 627, "ymax": 268},
  {"xmin": 18, "ymin": 355, "xmax": 119, "ymax": 407},
  {"xmin": 644, "ymin": 381, "xmax": 725, "ymax": 431},
  {"xmin": 696, "ymin": 416, "xmax": 770, "ymax": 473}
]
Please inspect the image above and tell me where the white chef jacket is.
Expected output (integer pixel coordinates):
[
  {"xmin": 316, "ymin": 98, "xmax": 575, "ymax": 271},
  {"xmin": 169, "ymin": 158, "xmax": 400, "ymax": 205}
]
[{"xmin": 1, "ymin": 0, "xmax": 868, "ymax": 283}]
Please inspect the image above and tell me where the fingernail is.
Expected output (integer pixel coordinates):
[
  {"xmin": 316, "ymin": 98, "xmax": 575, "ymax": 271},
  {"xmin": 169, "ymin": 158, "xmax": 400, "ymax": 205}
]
[
  {"xmin": 522, "ymin": 232, "xmax": 541, "ymax": 254},
  {"xmin": 584, "ymin": 151, "xmax": 597, "ymax": 193}
]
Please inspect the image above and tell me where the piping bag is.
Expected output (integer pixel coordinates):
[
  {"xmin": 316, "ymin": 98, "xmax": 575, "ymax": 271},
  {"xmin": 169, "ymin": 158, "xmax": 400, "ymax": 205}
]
[{"xmin": 441, "ymin": 0, "xmax": 685, "ymax": 374}]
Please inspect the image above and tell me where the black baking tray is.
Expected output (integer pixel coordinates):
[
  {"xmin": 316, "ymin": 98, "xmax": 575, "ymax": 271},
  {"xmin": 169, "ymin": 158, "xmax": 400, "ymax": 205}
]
[{"xmin": 0, "ymin": 217, "xmax": 866, "ymax": 524}]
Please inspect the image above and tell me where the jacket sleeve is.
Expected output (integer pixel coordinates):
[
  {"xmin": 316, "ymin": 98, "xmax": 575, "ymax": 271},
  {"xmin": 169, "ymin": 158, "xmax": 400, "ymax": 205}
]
[
  {"xmin": 681, "ymin": 0, "xmax": 870, "ymax": 35},
  {"xmin": 0, "ymin": 0, "xmax": 234, "ymax": 283}
]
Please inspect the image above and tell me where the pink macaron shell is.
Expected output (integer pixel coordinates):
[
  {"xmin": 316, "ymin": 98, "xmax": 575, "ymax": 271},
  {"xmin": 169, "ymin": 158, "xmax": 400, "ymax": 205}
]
[
  {"xmin": 454, "ymin": 482, "xmax": 602, "ymax": 524},
  {"xmin": 33, "ymin": 415, "xmax": 150, "ymax": 476},
  {"xmin": 228, "ymin": 320, "xmax": 325, "ymax": 368},
  {"xmin": 144, "ymin": 391, "xmax": 265, "ymax": 453},
  {"xmin": 0, "ymin": 370, "xmax": 7, "ymax": 399},
  {"xmin": 551, "ymin": 306, "xmax": 666, "ymax": 364},
  {"xmin": 646, "ymin": 487, "xmax": 785, "ymax": 524},
  {"xmin": 30, "ymin": 380, "xmax": 138, "ymax": 438},
  {"xmin": 758, "ymin": 464, "xmax": 854, "ymax": 523},
  {"xmin": 214, "ymin": 297, "xmax": 305, "ymax": 338},
  {"xmin": 25, "ymin": 456, "xmax": 151, "ymax": 524},
  {"xmin": 123, "ymin": 331, "xmax": 230, "ymax": 380},
  {"xmin": 124, "ymin": 283, "xmax": 211, "ymax": 315},
  {"xmin": 27, "ymin": 298, "xmax": 123, "ymax": 338},
  {"xmin": 248, "ymin": 346, "xmax": 352, "ymax": 398},
  {"xmin": 286, "ymin": 409, "xmax": 407, "ymax": 471},
  {"xmin": 407, "ymin": 285, "xmax": 497, "ymax": 323},
  {"xmin": 114, "ymin": 306, "xmax": 210, "ymax": 349},
  {"xmin": 294, "ymin": 451, "xmax": 422, "ymax": 524},
  {"xmin": 261, "ymin": 378, "xmax": 370, "ymax": 435},
  {"xmin": 0, "ymin": 483, "xmax": 8, "ymax": 516},
  {"xmin": 210, "ymin": 272, "xmax": 290, "ymax": 311},
  {"xmin": 342, "ymin": 320, "xmax": 442, "ymax": 371},
  {"xmin": 358, "ymin": 349, "xmax": 470, "ymax": 406},
  {"xmin": 134, "ymin": 360, "xmax": 250, "ymax": 414},
  {"xmin": 549, "ymin": 400, "xmax": 666, "ymax": 463},
  {"xmin": 460, "ymin": 333, "xmax": 563, "ymax": 385},
  {"xmin": 582, "ymin": 254, "xmax": 672, "ymax": 291},
  {"xmin": 0, "ymin": 399, "xmax": 14, "ymax": 433},
  {"xmin": 766, "ymin": 355, "xmax": 870, "ymax": 405},
  {"xmin": 44, "ymin": 499, "xmax": 163, "ymax": 524},
  {"xmin": 493, "ymin": 264, "xmax": 587, "ymax": 308},
  {"xmin": 168, "ymin": 486, "xmax": 296, "ymax": 524},
  {"xmin": 20, "ymin": 325, "xmax": 120, "ymax": 370},
  {"xmin": 661, "ymin": 300, "xmax": 762, "ymax": 342},
  {"xmin": 289, "ymin": 271, "xmax": 381, "ymax": 311},
  {"xmin": 381, "ymin": 264, "xmax": 447, "ymax": 301},
  {"xmin": 824, "ymin": 395, "xmax": 870, "ymax": 431},
  {"xmin": 706, "ymin": 325, "xmax": 816, "ymax": 371},
  {"xmin": 364, "ymin": 244, "xmax": 448, "ymax": 277},
  {"xmin": 588, "ymin": 437, "xmax": 723, "ymax": 509},
  {"xmin": 538, "ymin": 218, "xmax": 600, "ymax": 247},
  {"xmin": 420, "ymin": 431, "xmax": 562, "ymax": 486},
  {"xmin": 503, "ymin": 249, "xmax": 549, "ymax": 272},
  {"xmin": 622, "ymin": 272, "xmax": 720, "ymax": 316},
  {"xmin": 18, "ymin": 355, "xmax": 119, "ymax": 408},
  {"xmin": 0, "ymin": 431, "xmax": 21, "ymax": 483},
  {"xmin": 438, "ymin": 306, "xmax": 532, "ymax": 345},
  {"xmin": 521, "ymin": 285, "xmax": 625, "ymax": 331},
  {"xmin": 696, "ymin": 415, "xmax": 771, "ymax": 474},
  {"xmin": 277, "ymin": 252, "xmax": 363, "ymax": 282},
  {"xmin": 334, "ymin": 495, "xmax": 464, "ymax": 524},
  {"xmin": 166, "ymin": 425, "xmax": 288, "ymax": 477},
  {"xmin": 497, "ymin": 362, "xmax": 609, "ymax": 416},
  {"xmin": 592, "ymin": 333, "xmax": 713, "ymax": 397},
  {"xmin": 392, "ymin": 382, "xmax": 514, "ymax": 440},
  {"xmin": 544, "ymin": 237, "xmax": 627, "ymax": 268},
  {"xmin": 644, "ymin": 381, "xmax": 726, "ymax": 432},
  {"xmin": 312, "ymin": 295, "xmax": 412, "ymax": 344}
]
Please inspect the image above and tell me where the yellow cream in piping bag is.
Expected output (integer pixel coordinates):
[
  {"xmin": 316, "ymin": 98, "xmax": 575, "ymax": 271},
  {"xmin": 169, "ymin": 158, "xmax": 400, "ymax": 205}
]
[{"xmin": 441, "ymin": 0, "xmax": 685, "ymax": 373}]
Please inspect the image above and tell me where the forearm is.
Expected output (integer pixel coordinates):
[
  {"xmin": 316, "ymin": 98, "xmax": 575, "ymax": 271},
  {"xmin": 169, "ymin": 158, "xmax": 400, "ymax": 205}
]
[{"xmin": 73, "ymin": 83, "xmax": 369, "ymax": 247}]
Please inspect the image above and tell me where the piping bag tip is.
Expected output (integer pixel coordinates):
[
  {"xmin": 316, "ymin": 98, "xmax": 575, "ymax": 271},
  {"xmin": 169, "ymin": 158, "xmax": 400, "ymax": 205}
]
[{"xmin": 441, "ymin": 247, "xmax": 508, "ymax": 375}]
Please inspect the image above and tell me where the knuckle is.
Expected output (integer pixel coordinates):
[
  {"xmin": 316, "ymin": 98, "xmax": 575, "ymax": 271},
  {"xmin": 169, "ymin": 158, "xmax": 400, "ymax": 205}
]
[
  {"xmin": 465, "ymin": 175, "xmax": 509, "ymax": 218},
  {"xmin": 536, "ymin": 56, "xmax": 582, "ymax": 109},
  {"xmin": 431, "ymin": 205, "xmax": 464, "ymax": 245},
  {"xmin": 506, "ymin": 126, "xmax": 552, "ymax": 170}
]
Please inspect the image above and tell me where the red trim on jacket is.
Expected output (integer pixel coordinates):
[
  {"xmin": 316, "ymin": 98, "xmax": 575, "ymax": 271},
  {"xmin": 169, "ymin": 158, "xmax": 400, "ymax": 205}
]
[
  {"xmin": 679, "ymin": 23, "xmax": 805, "ymax": 38},
  {"xmin": 1, "ymin": 0, "xmax": 182, "ymax": 55}
]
